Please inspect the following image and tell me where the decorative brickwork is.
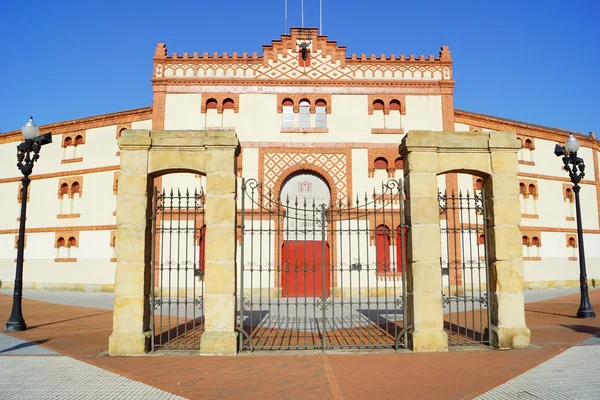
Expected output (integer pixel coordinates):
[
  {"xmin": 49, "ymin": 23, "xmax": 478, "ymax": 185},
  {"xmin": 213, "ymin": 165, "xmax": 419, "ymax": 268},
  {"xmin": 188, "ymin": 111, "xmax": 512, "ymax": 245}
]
[
  {"xmin": 367, "ymin": 95, "xmax": 406, "ymax": 115},
  {"xmin": 55, "ymin": 231, "xmax": 79, "ymax": 248},
  {"xmin": 521, "ymin": 230, "xmax": 542, "ymax": 247},
  {"xmin": 153, "ymin": 29, "xmax": 453, "ymax": 83},
  {"xmin": 14, "ymin": 234, "xmax": 27, "ymax": 249},
  {"xmin": 17, "ymin": 183, "xmax": 30, "ymax": 202},
  {"xmin": 519, "ymin": 179, "xmax": 538, "ymax": 199},
  {"xmin": 276, "ymin": 94, "xmax": 331, "ymax": 113},
  {"xmin": 113, "ymin": 172, "xmax": 120, "ymax": 195},
  {"xmin": 62, "ymin": 131, "xmax": 85, "ymax": 147},
  {"xmin": 57, "ymin": 176, "xmax": 83, "ymax": 199},
  {"xmin": 261, "ymin": 149, "xmax": 350, "ymax": 200},
  {"xmin": 367, "ymin": 148, "xmax": 402, "ymax": 178},
  {"xmin": 116, "ymin": 123, "xmax": 132, "ymax": 139},
  {"xmin": 200, "ymin": 93, "xmax": 240, "ymax": 113}
]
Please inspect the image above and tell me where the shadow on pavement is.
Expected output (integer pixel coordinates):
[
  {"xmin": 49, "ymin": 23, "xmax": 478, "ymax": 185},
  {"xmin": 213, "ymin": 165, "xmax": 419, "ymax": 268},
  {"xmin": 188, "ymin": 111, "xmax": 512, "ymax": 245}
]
[
  {"xmin": 28, "ymin": 311, "xmax": 112, "ymax": 330},
  {"xmin": 0, "ymin": 338, "xmax": 51, "ymax": 354}
]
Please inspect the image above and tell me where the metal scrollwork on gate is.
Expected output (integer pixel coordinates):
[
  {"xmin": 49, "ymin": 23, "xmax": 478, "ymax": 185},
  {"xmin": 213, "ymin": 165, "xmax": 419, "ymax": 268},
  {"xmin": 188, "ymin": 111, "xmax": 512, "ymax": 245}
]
[
  {"xmin": 150, "ymin": 186, "xmax": 206, "ymax": 351},
  {"xmin": 238, "ymin": 177, "xmax": 408, "ymax": 351},
  {"xmin": 439, "ymin": 186, "xmax": 491, "ymax": 346}
]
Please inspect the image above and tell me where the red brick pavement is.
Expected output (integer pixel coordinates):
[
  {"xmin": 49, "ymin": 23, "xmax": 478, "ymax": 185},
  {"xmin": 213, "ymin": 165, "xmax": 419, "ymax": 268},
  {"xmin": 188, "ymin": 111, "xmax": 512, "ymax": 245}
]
[{"xmin": 1, "ymin": 289, "xmax": 598, "ymax": 400}]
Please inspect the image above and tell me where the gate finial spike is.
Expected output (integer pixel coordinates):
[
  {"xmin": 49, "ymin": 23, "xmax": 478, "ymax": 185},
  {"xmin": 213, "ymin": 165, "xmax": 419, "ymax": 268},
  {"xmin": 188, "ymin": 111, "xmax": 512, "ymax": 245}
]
[
  {"xmin": 194, "ymin": 187, "xmax": 198, "ymax": 197},
  {"xmin": 186, "ymin": 188, "xmax": 189, "ymax": 197},
  {"xmin": 170, "ymin": 188, "xmax": 173, "ymax": 197},
  {"xmin": 177, "ymin": 188, "xmax": 181, "ymax": 197}
]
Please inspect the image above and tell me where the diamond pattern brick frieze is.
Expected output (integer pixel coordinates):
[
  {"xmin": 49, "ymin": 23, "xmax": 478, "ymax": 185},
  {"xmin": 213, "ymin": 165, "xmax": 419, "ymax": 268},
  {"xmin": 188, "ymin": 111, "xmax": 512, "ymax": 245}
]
[{"xmin": 261, "ymin": 150, "xmax": 350, "ymax": 201}]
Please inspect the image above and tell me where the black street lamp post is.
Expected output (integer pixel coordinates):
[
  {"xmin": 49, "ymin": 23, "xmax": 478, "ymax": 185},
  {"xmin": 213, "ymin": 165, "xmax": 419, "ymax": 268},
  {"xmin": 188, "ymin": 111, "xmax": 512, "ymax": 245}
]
[
  {"xmin": 554, "ymin": 133, "xmax": 596, "ymax": 319},
  {"xmin": 5, "ymin": 117, "xmax": 52, "ymax": 332}
]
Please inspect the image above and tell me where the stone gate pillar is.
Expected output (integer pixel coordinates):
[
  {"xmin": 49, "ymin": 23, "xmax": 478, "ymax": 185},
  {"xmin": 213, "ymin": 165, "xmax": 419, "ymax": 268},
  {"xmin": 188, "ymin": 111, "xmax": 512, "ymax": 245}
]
[
  {"xmin": 487, "ymin": 142, "xmax": 531, "ymax": 348},
  {"xmin": 401, "ymin": 140, "xmax": 448, "ymax": 352},
  {"xmin": 108, "ymin": 129, "xmax": 239, "ymax": 356},
  {"xmin": 400, "ymin": 130, "xmax": 530, "ymax": 352}
]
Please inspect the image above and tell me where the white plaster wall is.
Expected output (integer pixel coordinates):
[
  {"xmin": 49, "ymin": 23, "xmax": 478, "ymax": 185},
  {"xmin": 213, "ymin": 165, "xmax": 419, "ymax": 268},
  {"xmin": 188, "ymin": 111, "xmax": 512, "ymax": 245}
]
[
  {"xmin": 327, "ymin": 95, "xmax": 372, "ymax": 142},
  {"xmin": 164, "ymin": 93, "xmax": 204, "ymax": 130},
  {"xmin": 0, "ymin": 182, "xmax": 20, "ymax": 231},
  {"xmin": 521, "ymin": 179, "xmax": 598, "ymax": 230},
  {"xmin": 454, "ymin": 123, "xmax": 470, "ymax": 131},
  {"xmin": 351, "ymin": 149, "xmax": 370, "ymax": 196},
  {"xmin": 0, "ymin": 230, "xmax": 116, "ymax": 288},
  {"xmin": 236, "ymin": 94, "xmax": 279, "ymax": 142},
  {"xmin": 132, "ymin": 119, "xmax": 153, "ymax": 130},
  {"xmin": 524, "ymin": 233, "xmax": 600, "ymax": 282},
  {"xmin": 402, "ymin": 96, "xmax": 443, "ymax": 132}
]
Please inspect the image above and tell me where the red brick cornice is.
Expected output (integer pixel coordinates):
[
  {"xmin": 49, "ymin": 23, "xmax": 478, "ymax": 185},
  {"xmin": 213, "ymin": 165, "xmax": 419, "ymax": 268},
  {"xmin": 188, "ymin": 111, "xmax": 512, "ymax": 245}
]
[{"xmin": 0, "ymin": 107, "xmax": 152, "ymax": 144}]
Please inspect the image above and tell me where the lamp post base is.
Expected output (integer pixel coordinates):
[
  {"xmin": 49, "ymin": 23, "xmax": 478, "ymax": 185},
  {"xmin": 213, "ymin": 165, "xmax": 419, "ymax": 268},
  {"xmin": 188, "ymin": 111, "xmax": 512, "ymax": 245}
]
[
  {"xmin": 576, "ymin": 308, "xmax": 596, "ymax": 319},
  {"xmin": 5, "ymin": 320, "xmax": 27, "ymax": 332}
]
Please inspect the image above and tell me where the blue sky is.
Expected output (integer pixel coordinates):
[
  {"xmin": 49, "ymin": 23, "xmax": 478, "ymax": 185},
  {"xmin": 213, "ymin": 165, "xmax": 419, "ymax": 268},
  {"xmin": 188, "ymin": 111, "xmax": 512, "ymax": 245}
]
[{"xmin": 1, "ymin": 0, "xmax": 598, "ymax": 135}]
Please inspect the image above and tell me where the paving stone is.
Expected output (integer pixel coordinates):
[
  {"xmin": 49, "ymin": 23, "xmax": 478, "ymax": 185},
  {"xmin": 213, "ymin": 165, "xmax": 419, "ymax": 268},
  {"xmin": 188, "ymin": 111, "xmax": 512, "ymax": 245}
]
[
  {"xmin": 0, "ymin": 356, "xmax": 187, "ymax": 400},
  {"xmin": 0, "ymin": 333, "xmax": 57, "ymax": 355},
  {"xmin": 476, "ymin": 345, "xmax": 600, "ymax": 400}
]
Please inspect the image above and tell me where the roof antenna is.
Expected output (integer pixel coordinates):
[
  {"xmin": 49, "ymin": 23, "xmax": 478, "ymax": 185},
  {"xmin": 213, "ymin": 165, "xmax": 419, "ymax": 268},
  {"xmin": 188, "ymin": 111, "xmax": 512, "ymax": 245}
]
[
  {"xmin": 301, "ymin": 0, "xmax": 304, "ymax": 28},
  {"xmin": 320, "ymin": 0, "xmax": 322, "ymax": 34},
  {"xmin": 284, "ymin": 0, "xmax": 288, "ymax": 32}
]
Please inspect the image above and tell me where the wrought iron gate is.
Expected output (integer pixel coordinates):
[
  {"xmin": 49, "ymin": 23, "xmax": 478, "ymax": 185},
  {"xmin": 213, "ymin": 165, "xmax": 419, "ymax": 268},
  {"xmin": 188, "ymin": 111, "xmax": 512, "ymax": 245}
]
[
  {"xmin": 238, "ymin": 178, "xmax": 408, "ymax": 351},
  {"xmin": 150, "ymin": 187, "xmax": 205, "ymax": 351},
  {"xmin": 439, "ymin": 188, "xmax": 491, "ymax": 346}
]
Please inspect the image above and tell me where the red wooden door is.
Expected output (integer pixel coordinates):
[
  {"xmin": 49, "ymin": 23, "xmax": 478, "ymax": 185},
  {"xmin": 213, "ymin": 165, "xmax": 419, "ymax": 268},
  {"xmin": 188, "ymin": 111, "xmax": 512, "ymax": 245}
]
[
  {"xmin": 282, "ymin": 241, "xmax": 330, "ymax": 297},
  {"xmin": 376, "ymin": 225, "xmax": 391, "ymax": 273},
  {"xmin": 396, "ymin": 226, "xmax": 407, "ymax": 273}
]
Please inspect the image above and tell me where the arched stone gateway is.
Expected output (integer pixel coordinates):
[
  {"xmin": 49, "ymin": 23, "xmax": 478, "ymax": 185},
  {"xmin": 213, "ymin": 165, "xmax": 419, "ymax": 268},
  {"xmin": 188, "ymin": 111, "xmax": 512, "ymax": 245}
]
[
  {"xmin": 109, "ymin": 129, "xmax": 240, "ymax": 356},
  {"xmin": 399, "ymin": 130, "xmax": 530, "ymax": 351}
]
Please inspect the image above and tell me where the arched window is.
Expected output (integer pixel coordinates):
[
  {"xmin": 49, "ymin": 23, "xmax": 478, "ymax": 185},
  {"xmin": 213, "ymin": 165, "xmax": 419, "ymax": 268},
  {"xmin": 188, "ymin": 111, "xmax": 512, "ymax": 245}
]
[
  {"xmin": 531, "ymin": 237, "xmax": 540, "ymax": 247},
  {"xmin": 389, "ymin": 100, "xmax": 401, "ymax": 111},
  {"xmin": 373, "ymin": 100, "xmax": 385, "ymax": 111},
  {"xmin": 524, "ymin": 139, "xmax": 533, "ymax": 150},
  {"xmin": 522, "ymin": 236, "xmax": 530, "ymax": 246},
  {"xmin": 68, "ymin": 237, "xmax": 77, "ymax": 247},
  {"xmin": 64, "ymin": 137, "xmax": 73, "ymax": 147},
  {"xmin": 205, "ymin": 98, "xmax": 218, "ymax": 110},
  {"xmin": 568, "ymin": 237, "xmax": 576, "ymax": 247},
  {"xmin": 376, "ymin": 225, "xmax": 391, "ymax": 272},
  {"xmin": 475, "ymin": 178, "xmax": 483, "ymax": 191},
  {"xmin": 374, "ymin": 157, "xmax": 388, "ymax": 170},
  {"xmin": 282, "ymin": 98, "xmax": 294, "ymax": 128},
  {"xmin": 520, "ymin": 183, "xmax": 527, "ymax": 196},
  {"xmin": 299, "ymin": 100, "xmax": 310, "ymax": 128},
  {"xmin": 394, "ymin": 157, "xmax": 404, "ymax": 169},
  {"xmin": 222, "ymin": 98, "xmax": 234, "ymax": 110},
  {"xmin": 478, "ymin": 234, "xmax": 485, "ymax": 245},
  {"xmin": 61, "ymin": 183, "xmax": 69, "ymax": 195},
  {"xmin": 315, "ymin": 99, "xmax": 327, "ymax": 128},
  {"xmin": 71, "ymin": 182, "xmax": 80, "ymax": 195},
  {"xmin": 57, "ymin": 237, "xmax": 66, "ymax": 247},
  {"xmin": 528, "ymin": 184, "xmax": 536, "ymax": 197},
  {"xmin": 75, "ymin": 135, "xmax": 84, "ymax": 145},
  {"xmin": 118, "ymin": 127, "xmax": 127, "ymax": 138},
  {"xmin": 565, "ymin": 188, "xmax": 574, "ymax": 202}
]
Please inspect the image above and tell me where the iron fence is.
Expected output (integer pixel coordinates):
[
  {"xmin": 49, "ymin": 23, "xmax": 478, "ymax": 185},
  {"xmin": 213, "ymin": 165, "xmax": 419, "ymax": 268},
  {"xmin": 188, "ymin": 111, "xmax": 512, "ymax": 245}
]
[
  {"xmin": 439, "ymin": 188, "xmax": 491, "ymax": 346},
  {"xmin": 150, "ymin": 187, "xmax": 205, "ymax": 351},
  {"xmin": 238, "ymin": 178, "xmax": 409, "ymax": 351}
]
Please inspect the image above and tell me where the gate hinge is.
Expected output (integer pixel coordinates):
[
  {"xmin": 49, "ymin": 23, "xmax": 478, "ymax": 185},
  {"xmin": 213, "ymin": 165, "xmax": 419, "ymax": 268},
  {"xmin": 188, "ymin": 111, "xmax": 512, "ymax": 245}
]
[{"xmin": 236, "ymin": 224, "xmax": 245, "ymax": 228}]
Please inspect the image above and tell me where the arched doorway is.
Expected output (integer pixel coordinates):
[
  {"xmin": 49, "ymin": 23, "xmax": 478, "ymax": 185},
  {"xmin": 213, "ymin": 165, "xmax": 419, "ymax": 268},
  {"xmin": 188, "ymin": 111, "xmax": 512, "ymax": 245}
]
[{"xmin": 279, "ymin": 172, "xmax": 331, "ymax": 297}]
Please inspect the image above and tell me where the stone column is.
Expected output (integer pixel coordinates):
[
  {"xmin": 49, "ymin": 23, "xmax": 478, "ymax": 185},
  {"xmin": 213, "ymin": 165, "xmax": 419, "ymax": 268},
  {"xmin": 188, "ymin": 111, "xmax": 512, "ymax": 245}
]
[
  {"xmin": 487, "ymin": 133, "xmax": 531, "ymax": 348},
  {"xmin": 402, "ymin": 147, "xmax": 448, "ymax": 352},
  {"xmin": 200, "ymin": 142, "xmax": 239, "ymax": 355},
  {"xmin": 109, "ymin": 131, "xmax": 152, "ymax": 355}
]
